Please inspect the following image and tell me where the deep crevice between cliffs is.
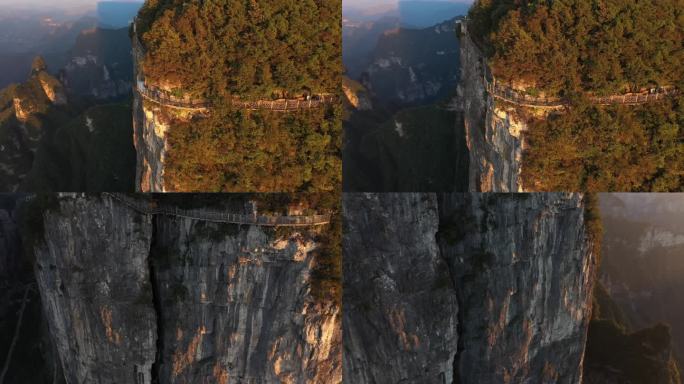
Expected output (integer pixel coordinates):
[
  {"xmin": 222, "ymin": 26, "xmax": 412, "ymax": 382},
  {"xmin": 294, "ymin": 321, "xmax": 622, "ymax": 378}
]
[
  {"xmin": 148, "ymin": 215, "xmax": 163, "ymax": 384},
  {"xmin": 435, "ymin": 198, "xmax": 465, "ymax": 384}
]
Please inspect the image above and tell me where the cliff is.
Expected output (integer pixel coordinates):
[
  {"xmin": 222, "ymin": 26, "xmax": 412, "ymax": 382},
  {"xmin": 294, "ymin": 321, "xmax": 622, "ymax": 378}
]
[
  {"xmin": 132, "ymin": 33, "xmax": 204, "ymax": 192},
  {"xmin": 361, "ymin": 18, "xmax": 461, "ymax": 107},
  {"xmin": 0, "ymin": 197, "xmax": 22, "ymax": 280},
  {"xmin": 457, "ymin": 23, "xmax": 548, "ymax": 192},
  {"xmin": 343, "ymin": 193, "xmax": 597, "ymax": 383},
  {"xmin": 343, "ymin": 194, "xmax": 459, "ymax": 383},
  {"xmin": 0, "ymin": 62, "xmax": 71, "ymax": 191},
  {"xmin": 60, "ymin": 28, "xmax": 133, "ymax": 101},
  {"xmin": 27, "ymin": 194, "xmax": 341, "ymax": 383}
]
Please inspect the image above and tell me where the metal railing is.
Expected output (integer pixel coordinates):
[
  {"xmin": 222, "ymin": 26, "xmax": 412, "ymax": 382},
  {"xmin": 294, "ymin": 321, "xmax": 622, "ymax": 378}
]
[
  {"xmin": 461, "ymin": 21, "xmax": 680, "ymax": 108},
  {"xmin": 132, "ymin": 22, "xmax": 336, "ymax": 112},
  {"xmin": 485, "ymin": 78, "xmax": 679, "ymax": 108},
  {"xmin": 136, "ymin": 82, "xmax": 336, "ymax": 112},
  {"xmin": 105, "ymin": 193, "xmax": 330, "ymax": 227}
]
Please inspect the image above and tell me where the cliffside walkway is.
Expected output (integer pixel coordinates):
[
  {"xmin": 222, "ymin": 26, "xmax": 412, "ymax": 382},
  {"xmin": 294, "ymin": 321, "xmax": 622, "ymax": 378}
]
[
  {"xmin": 105, "ymin": 193, "xmax": 330, "ymax": 227},
  {"xmin": 131, "ymin": 22, "xmax": 336, "ymax": 113},
  {"xmin": 459, "ymin": 21, "xmax": 680, "ymax": 108},
  {"xmin": 485, "ymin": 79, "xmax": 679, "ymax": 108},
  {"xmin": 136, "ymin": 81, "xmax": 337, "ymax": 112}
]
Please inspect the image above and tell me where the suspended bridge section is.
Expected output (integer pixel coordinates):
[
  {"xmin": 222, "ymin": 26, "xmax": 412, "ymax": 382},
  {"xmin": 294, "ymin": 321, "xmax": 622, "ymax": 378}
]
[{"xmin": 105, "ymin": 193, "xmax": 331, "ymax": 227}]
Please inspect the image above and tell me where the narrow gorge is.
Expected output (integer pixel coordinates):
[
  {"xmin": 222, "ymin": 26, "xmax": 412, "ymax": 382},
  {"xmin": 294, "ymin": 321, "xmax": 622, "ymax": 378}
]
[
  {"xmin": 343, "ymin": 193, "xmax": 598, "ymax": 383},
  {"xmin": 1, "ymin": 194, "xmax": 341, "ymax": 383}
]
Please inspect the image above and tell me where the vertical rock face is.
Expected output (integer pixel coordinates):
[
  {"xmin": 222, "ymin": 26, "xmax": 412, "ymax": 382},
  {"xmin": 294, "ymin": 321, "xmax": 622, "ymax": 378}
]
[
  {"xmin": 458, "ymin": 24, "xmax": 543, "ymax": 192},
  {"xmin": 33, "ymin": 195, "xmax": 157, "ymax": 384},
  {"xmin": 151, "ymin": 216, "xmax": 341, "ymax": 383},
  {"xmin": 38, "ymin": 72, "xmax": 68, "ymax": 106},
  {"xmin": 438, "ymin": 194, "xmax": 596, "ymax": 384},
  {"xmin": 0, "ymin": 196, "xmax": 22, "ymax": 280},
  {"xmin": 343, "ymin": 193, "xmax": 596, "ymax": 384},
  {"xmin": 132, "ymin": 89, "xmax": 168, "ymax": 192},
  {"xmin": 30, "ymin": 194, "xmax": 341, "ymax": 383},
  {"xmin": 343, "ymin": 193, "xmax": 460, "ymax": 384},
  {"xmin": 131, "ymin": 34, "xmax": 203, "ymax": 192}
]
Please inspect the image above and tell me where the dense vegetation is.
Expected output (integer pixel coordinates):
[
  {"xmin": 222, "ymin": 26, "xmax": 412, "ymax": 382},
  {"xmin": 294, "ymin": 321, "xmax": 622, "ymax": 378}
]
[
  {"xmin": 136, "ymin": 1, "xmax": 342, "ymax": 192},
  {"xmin": 522, "ymin": 96, "xmax": 683, "ymax": 191},
  {"xmin": 469, "ymin": 0, "xmax": 684, "ymax": 96},
  {"xmin": 468, "ymin": 1, "xmax": 684, "ymax": 192},
  {"xmin": 136, "ymin": 0, "xmax": 341, "ymax": 99},
  {"xmin": 162, "ymin": 102, "xmax": 341, "ymax": 192}
]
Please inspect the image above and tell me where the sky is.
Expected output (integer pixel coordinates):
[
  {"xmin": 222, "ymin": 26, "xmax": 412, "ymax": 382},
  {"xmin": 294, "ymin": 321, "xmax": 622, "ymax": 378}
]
[
  {"xmin": 0, "ymin": 0, "xmax": 144, "ymax": 13},
  {"xmin": 344, "ymin": 0, "xmax": 473, "ymax": 9}
]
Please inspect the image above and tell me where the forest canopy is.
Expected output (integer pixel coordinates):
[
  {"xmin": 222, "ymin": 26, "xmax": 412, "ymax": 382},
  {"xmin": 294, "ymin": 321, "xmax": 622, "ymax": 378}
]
[
  {"xmin": 469, "ymin": 0, "xmax": 684, "ymax": 96},
  {"xmin": 136, "ymin": 0, "xmax": 341, "ymax": 99},
  {"xmin": 521, "ymin": 95, "xmax": 684, "ymax": 192},
  {"xmin": 162, "ymin": 102, "xmax": 342, "ymax": 193}
]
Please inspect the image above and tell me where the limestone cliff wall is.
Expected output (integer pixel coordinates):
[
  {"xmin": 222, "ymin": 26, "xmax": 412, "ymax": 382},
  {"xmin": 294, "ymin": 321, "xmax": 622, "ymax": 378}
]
[
  {"xmin": 458, "ymin": 25, "xmax": 546, "ymax": 192},
  {"xmin": 33, "ymin": 195, "xmax": 157, "ymax": 384},
  {"xmin": 343, "ymin": 194, "xmax": 459, "ymax": 383},
  {"xmin": 30, "ymin": 194, "xmax": 341, "ymax": 383},
  {"xmin": 438, "ymin": 193, "xmax": 596, "ymax": 384},
  {"xmin": 343, "ymin": 193, "xmax": 597, "ymax": 384},
  {"xmin": 132, "ymin": 34, "xmax": 203, "ymax": 192}
]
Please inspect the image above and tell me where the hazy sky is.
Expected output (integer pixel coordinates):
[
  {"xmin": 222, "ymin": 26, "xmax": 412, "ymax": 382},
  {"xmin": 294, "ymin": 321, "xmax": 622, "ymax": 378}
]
[
  {"xmin": 344, "ymin": 0, "xmax": 473, "ymax": 9},
  {"xmin": 0, "ymin": 0, "xmax": 143, "ymax": 13}
]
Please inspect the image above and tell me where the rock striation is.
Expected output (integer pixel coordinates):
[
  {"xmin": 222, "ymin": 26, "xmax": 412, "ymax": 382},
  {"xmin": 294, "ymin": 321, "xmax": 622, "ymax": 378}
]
[
  {"xmin": 457, "ymin": 23, "xmax": 547, "ymax": 192},
  {"xmin": 343, "ymin": 193, "xmax": 459, "ymax": 383},
  {"xmin": 131, "ymin": 34, "xmax": 203, "ymax": 192},
  {"xmin": 438, "ymin": 193, "xmax": 596, "ymax": 384},
  {"xmin": 343, "ymin": 193, "xmax": 597, "ymax": 383},
  {"xmin": 33, "ymin": 195, "xmax": 157, "ymax": 384},
  {"xmin": 28, "ymin": 194, "xmax": 341, "ymax": 383}
]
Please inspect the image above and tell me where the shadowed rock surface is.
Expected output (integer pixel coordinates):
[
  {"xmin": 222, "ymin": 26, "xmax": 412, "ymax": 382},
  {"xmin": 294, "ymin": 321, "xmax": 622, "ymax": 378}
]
[
  {"xmin": 343, "ymin": 193, "xmax": 597, "ymax": 383},
  {"xmin": 22, "ymin": 194, "xmax": 341, "ymax": 383}
]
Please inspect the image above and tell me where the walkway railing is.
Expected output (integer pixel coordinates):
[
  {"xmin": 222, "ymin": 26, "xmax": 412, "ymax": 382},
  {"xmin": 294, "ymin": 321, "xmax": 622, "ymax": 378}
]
[
  {"xmin": 136, "ymin": 82, "xmax": 336, "ymax": 112},
  {"xmin": 132, "ymin": 21, "xmax": 336, "ymax": 112},
  {"xmin": 459, "ymin": 20, "xmax": 680, "ymax": 108},
  {"xmin": 485, "ymin": 78, "xmax": 679, "ymax": 108},
  {"xmin": 105, "ymin": 193, "xmax": 330, "ymax": 227}
]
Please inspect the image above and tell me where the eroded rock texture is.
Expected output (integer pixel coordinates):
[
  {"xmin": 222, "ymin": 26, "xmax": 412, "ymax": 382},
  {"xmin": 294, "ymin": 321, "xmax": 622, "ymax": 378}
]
[
  {"xmin": 151, "ymin": 215, "xmax": 341, "ymax": 384},
  {"xmin": 343, "ymin": 193, "xmax": 459, "ymax": 383},
  {"xmin": 33, "ymin": 195, "xmax": 157, "ymax": 384},
  {"xmin": 439, "ymin": 193, "xmax": 596, "ymax": 384},
  {"xmin": 458, "ymin": 24, "xmax": 552, "ymax": 192},
  {"xmin": 29, "ymin": 194, "xmax": 341, "ymax": 384},
  {"xmin": 131, "ymin": 34, "xmax": 204, "ymax": 193},
  {"xmin": 343, "ymin": 193, "xmax": 597, "ymax": 384}
]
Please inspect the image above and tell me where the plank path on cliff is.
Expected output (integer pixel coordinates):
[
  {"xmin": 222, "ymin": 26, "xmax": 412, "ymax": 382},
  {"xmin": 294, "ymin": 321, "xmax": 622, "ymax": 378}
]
[{"xmin": 105, "ymin": 193, "xmax": 330, "ymax": 227}]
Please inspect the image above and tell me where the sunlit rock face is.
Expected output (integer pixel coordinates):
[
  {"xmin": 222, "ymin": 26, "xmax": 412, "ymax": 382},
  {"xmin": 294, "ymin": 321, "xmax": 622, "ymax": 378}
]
[
  {"xmin": 151, "ymin": 216, "xmax": 341, "ymax": 384},
  {"xmin": 343, "ymin": 193, "xmax": 596, "ymax": 384},
  {"xmin": 458, "ymin": 24, "xmax": 554, "ymax": 192},
  {"xmin": 342, "ymin": 80, "xmax": 372, "ymax": 111},
  {"xmin": 29, "ymin": 195, "xmax": 341, "ymax": 384},
  {"xmin": 131, "ymin": 33, "xmax": 204, "ymax": 193},
  {"xmin": 438, "ymin": 193, "xmax": 596, "ymax": 384},
  {"xmin": 38, "ymin": 72, "xmax": 67, "ymax": 106}
]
